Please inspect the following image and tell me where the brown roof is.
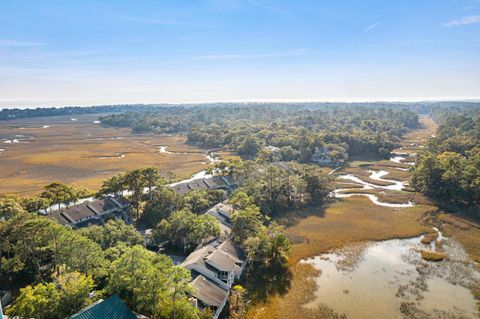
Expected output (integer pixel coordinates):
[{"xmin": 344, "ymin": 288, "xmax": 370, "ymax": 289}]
[
  {"xmin": 218, "ymin": 239, "xmax": 244, "ymax": 264},
  {"xmin": 87, "ymin": 198, "xmax": 118, "ymax": 215},
  {"xmin": 205, "ymin": 250, "xmax": 241, "ymax": 273},
  {"xmin": 203, "ymin": 176, "xmax": 227, "ymax": 189},
  {"xmin": 170, "ymin": 179, "xmax": 210, "ymax": 194},
  {"xmin": 51, "ymin": 202, "xmax": 96, "ymax": 225},
  {"xmin": 50, "ymin": 196, "xmax": 128, "ymax": 226},
  {"xmin": 190, "ymin": 275, "xmax": 228, "ymax": 308}
]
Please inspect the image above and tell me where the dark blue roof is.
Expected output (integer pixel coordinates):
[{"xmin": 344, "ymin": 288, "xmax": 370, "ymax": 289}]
[{"xmin": 70, "ymin": 295, "xmax": 138, "ymax": 319}]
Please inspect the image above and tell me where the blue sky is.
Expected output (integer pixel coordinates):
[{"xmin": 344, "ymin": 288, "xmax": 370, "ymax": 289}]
[{"xmin": 0, "ymin": 0, "xmax": 479, "ymax": 107}]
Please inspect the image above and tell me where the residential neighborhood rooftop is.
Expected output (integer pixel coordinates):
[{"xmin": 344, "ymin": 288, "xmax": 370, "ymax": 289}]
[
  {"xmin": 190, "ymin": 275, "xmax": 229, "ymax": 308},
  {"xmin": 49, "ymin": 196, "xmax": 130, "ymax": 229},
  {"xmin": 70, "ymin": 295, "xmax": 138, "ymax": 319}
]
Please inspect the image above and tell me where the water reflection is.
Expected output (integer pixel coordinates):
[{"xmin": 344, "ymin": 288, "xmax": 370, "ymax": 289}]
[{"xmin": 302, "ymin": 234, "xmax": 479, "ymax": 318}]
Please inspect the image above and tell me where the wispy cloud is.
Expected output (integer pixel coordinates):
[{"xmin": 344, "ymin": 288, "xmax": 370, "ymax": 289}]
[
  {"xmin": 194, "ymin": 48, "xmax": 309, "ymax": 60},
  {"xmin": 248, "ymin": 0, "xmax": 289, "ymax": 15},
  {"xmin": 443, "ymin": 15, "xmax": 480, "ymax": 27},
  {"xmin": 364, "ymin": 22, "xmax": 381, "ymax": 32},
  {"xmin": 0, "ymin": 39, "xmax": 46, "ymax": 47}
]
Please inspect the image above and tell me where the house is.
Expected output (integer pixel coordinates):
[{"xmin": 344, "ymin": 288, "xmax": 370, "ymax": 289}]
[
  {"xmin": 206, "ymin": 202, "xmax": 234, "ymax": 225},
  {"xmin": 180, "ymin": 201, "xmax": 246, "ymax": 319},
  {"xmin": 311, "ymin": 146, "xmax": 333, "ymax": 165},
  {"xmin": 170, "ymin": 175, "xmax": 237, "ymax": 195},
  {"xmin": 189, "ymin": 275, "xmax": 229, "ymax": 319},
  {"xmin": 181, "ymin": 241, "xmax": 232, "ymax": 290},
  {"xmin": 181, "ymin": 238, "xmax": 246, "ymax": 319},
  {"xmin": 50, "ymin": 196, "xmax": 130, "ymax": 229},
  {"xmin": 70, "ymin": 295, "xmax": 140, "ymax": 319}
]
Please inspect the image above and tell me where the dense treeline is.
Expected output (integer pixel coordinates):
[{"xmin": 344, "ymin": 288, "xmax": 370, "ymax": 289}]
[
  {"xmin": 412, "ymin": 109, "xmax": 480, "ymax": 211},
  {"xmin": 2, "ymin": 101, "xmax": 478, "ymax": 121},
  {"xmin": 101, "ymin": 104, "xmax": 422, "ymax": 161},
  {"xmin": 211, "ymin": 159, "xmax": 333, "ymax": 215}
]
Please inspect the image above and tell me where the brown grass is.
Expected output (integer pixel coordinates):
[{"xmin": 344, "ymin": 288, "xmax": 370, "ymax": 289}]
[
  {"xmin": 285, "ymin": 198, "xmax": 433, "ymax": 264},
  {"xmin": 400, "ymin": 116, "xmax": 437, "ymax": 148},
  {"xmin": 246, "ymin": 263, "xmax": 346, "ymax": 319},
  {"xmin": 336, "ymin": 188, "xmax": 433, "ymax": 206},
  {"xmin": 338, "ymin": 167, "xmax": 395, "ymax": 187},
  {"xmin": 0, "ymin": 114, "xmax": 235, "ymax": 195},
  {"xmin": 420, "ymin": 250, "xmax": 446, "ymax": 262},
  {"xmin": 438, "ymin": 213, "xmax": 480, "ymax": 263},
  {"xmin": 246, "ymin": 198, "xmax": 434, "ymax": 319}
]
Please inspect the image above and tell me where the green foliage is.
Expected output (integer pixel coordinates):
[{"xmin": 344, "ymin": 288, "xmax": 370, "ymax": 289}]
[
  {"xmin": 237, "ymin": 135, "xmax": 262, "ymax": 158},
  {"xmin": 106, "ymin": 245, "xmax": 194, "ymax": 318},
  {"xmin": 7, "ymin": 282, "xmax": 61, "ymax": 319},
  {"xmin": 231, "ymin": 205, "xmax": 264, "ymax": 246},
  {"xmin": 236, "ymin": 163, "xmax": 332, "ymax": 215},
  {"xmin": 57, "ymin": 231, "xmax": 107, "ymax": 277},
  {"xmin": 154, "ymin": 209, "xmax": 220, "ymax": 251},
  {"xmin": 229, "ymin": 191, "xmax": 255, "ymax": 210},
  {"xmin": 99, "ymin": 167, "xmax": 166, "ymax": 221},
  {"xmin": 99, "ymin": 172, "xmax": 127, "ymax": 196},
  {"xmin": 20, "ymin": 196, "xmax": 50, "ymax": 214},
  {"xmin": 1, "ymin": 215, "xmax": 64, "ymax": 281},
  {"xmin": 142, "ymin": 186, "xmax": 184, "ymax": 225},
  {"xmin": 412, "ymin": 112, "xmax": 480, "ymax": 210},
  {"xmin": 184, "ymin": 189, "xmax": 226, "ymax": 214},
  {"xmin": 0, "ymin": 196, "xmax": 26, "ymax": 219},
  {"xmin": 7, "ymin": 271, "xmax": 97, "ymax": 319},
  {"xmin": 78, "ymin": 219, "xmax": 143, "ymax": 250},
  {"xmin": 142, "ymin": 187, "xmax": 225, "ymax": 226},
  {"xmin": 244, "ymin": 222, "xmax": 290, "ymax": 264},
  {"xmin": 41, "ymin": 182, "xmax": 88, "ymax": 210},
  {"xmin": 100, "ymin": 104, "xmax": 421, "ymax": 161},
  {"xmin": 1, "ymin": 195, "xmax": 205, "ymax": 319},
  {"xmin": 56, "ymin": 271, "xmax": 97, "ymax": 317}
]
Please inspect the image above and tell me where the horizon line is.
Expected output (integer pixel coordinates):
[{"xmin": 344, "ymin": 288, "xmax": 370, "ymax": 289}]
[{"xmin": 1, "ymin": 97, "xmax": 480, "ymax": 110}]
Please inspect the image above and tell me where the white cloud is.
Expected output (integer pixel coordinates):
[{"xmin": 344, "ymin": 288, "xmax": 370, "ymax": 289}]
[
  {"xmin": 443, "ymin": 15, "xmax": 480, "ymax": 27},
  {"xmin": 364, "ymin": 22, "xmax": 381, "ymax": 32}
]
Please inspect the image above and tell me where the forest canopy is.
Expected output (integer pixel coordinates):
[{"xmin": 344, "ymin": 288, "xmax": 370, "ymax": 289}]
[
  {"xmin": 100, "ymin": 104, "xmax": 421, "ymax": 160},
  {"xmin": 412, "ymin": 108, "xmax": 480, "ymax": 210}
]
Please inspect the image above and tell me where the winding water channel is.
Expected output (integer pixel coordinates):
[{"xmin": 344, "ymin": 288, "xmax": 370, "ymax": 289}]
[
  {"xmin": 309, "ymin": 151, "xmax": 480, "ymax": 318},
  {"xmin": 333, "ymin": 162, "xmax": 413, "ymax": 207}
]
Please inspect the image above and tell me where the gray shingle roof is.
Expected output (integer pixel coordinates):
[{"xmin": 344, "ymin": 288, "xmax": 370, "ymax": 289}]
[{"xmin": 50, "ymin": 196, "xmax": 129, "ymax": 227}]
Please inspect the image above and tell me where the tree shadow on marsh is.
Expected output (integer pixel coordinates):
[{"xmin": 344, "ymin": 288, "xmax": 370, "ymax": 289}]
[
  {"xmin": 243, "ymin": 260, "xmax": 293, "ymax": 305},
  {"xmin": 275, "ymin": 203, "xmax": 329, "ymax": 229}
]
